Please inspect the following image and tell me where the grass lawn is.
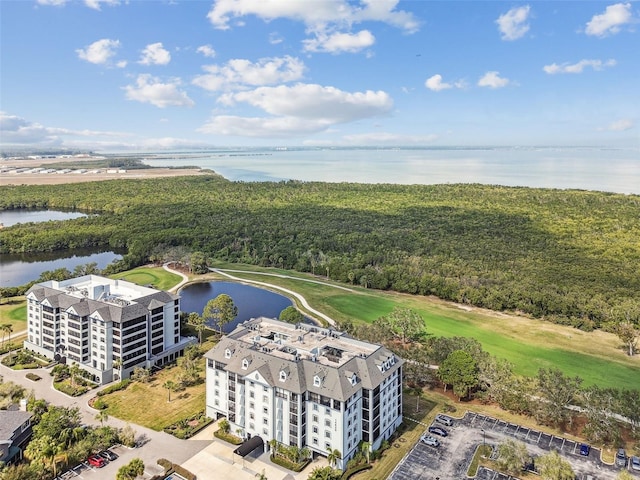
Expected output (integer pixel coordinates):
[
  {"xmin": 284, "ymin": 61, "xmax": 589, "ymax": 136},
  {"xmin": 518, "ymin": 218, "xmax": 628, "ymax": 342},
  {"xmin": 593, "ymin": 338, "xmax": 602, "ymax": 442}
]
[
  {"xmin": 101, "ymin": 365, "xmax": 205, "ymax": 431},
  {"xmin": 208, "ymin": 262, "xmax": 640, "ymax": 391},
  {"xmin": 110, "ymin": 266, "xmax": 184, "ymax": 291},
  {"xmin": 0, "ymin": 297, "xmax": 27, "ymax": 333}
]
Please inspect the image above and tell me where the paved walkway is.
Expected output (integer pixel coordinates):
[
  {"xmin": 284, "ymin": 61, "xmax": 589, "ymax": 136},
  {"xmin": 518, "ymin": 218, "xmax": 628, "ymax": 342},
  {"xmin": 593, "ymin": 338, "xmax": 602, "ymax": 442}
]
[{"xmin": 210, "ymin": 268, "xmax": 338, "ymax": 327}]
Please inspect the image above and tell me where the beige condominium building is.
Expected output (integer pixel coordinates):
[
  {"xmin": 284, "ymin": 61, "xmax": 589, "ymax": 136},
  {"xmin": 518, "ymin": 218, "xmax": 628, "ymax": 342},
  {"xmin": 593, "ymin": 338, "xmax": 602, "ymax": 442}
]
[
  {"xmin": 205, "ymin": 317, "xmax": 403, "ymax": 470},
  {"xmin": 24, "ymin": 275, "xmax": 196, "ymax": 384}
]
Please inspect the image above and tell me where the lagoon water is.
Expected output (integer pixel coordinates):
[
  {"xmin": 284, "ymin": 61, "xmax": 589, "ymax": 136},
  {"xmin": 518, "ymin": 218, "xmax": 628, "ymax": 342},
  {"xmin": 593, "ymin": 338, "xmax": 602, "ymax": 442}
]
[
  {"xmin": 141, "ymin": 146, "xmax": 640, "ymax": 195},
  {"xmin": 179, "ymin": 281, "xmax": 295, "ymax": 333}
]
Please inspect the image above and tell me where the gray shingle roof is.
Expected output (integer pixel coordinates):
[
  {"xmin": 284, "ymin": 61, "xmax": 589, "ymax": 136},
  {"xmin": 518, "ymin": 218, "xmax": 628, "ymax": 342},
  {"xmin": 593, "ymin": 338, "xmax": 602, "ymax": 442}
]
[
  {"xmin": 205, "ymin": 319, "xmax": 403, "ymax": 402},
  {"xmin": 0, "ymin": 411, "xmax": 32, "ymax": 441}
]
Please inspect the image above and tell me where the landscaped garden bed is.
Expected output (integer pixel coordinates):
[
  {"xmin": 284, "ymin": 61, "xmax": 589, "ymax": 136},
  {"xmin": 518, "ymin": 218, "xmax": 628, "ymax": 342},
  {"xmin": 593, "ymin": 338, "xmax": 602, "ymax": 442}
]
[{"xmin": 164, "ymin": 411, "xmax": 213, "ymax": 439}]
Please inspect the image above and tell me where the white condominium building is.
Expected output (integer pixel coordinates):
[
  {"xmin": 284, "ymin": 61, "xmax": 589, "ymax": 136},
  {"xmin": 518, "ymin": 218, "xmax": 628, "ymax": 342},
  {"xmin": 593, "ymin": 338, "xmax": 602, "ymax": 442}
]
[
  {"xmin": 204, "ymin": 317, "xmax": 403, "ymax": 470},
  {"xmin": 24, "ymin": 275, "xmax": 195, "ymax": 384}
]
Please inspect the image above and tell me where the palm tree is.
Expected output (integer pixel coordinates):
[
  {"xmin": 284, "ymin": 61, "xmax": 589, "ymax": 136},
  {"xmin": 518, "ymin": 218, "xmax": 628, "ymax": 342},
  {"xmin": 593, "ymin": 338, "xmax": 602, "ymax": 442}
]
[
  {"xmin": 95, "ymin": 409, "xmax": 109, "ymax": 426},
  {"xmin": 300, "ymin": 446, "xmax": 311, "ymax": 462},
  {"xmin": 0, "ymin": 324, "xmax": 10, "ymax": 347},
  {"xmin": 255, "ymin": 469, "xmax": 268, "ymax": 480},
  {"xmin": 326, "ymin": 448, "xmax": 341, "ymax": 469},
  {"xmin": 163, "ymin": 380, "xmax": 177, "ymax": 402},
  {"xmin": 360, "ymin": 441, "xmax": 371, "ymax": 464}
]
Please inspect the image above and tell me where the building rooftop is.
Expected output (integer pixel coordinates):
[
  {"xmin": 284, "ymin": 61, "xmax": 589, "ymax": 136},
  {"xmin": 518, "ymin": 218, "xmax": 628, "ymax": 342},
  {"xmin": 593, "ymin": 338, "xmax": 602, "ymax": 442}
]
[
  {"xmin": 0, "ymin": 411, "xmax": 32, "ymax": 441},
  {"xmin": 230, "ymin": 317, "xmax": 377, "ymax": 368}
]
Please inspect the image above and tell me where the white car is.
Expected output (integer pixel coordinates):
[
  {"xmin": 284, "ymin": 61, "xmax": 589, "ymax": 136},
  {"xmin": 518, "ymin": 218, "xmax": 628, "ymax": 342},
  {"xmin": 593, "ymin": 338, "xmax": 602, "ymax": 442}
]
[{"xmin": 420, "ymin": 434, "xmax": 440, "ymax": 447}]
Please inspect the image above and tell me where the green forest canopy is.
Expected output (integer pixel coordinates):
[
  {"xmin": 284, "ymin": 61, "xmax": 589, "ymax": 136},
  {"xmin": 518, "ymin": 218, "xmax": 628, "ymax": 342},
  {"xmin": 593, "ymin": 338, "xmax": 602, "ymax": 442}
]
[{"xmin": 1, "ymin": 175, "xmax": 639, "ymax": 330}]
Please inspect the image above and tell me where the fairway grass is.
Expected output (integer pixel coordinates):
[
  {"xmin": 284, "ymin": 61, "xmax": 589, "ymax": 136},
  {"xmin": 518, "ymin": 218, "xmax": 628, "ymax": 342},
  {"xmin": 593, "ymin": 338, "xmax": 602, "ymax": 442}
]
[
  {"xmin": 208, "ymin": 263, "xmax": 640, "ymax": 390},
  {"xmin": 111, "ymin": 266, "xmax": 183, "ymax": 291},
  {"xmin": 0, "ymin": 297, "xmax": 27, "ymax": 332}
]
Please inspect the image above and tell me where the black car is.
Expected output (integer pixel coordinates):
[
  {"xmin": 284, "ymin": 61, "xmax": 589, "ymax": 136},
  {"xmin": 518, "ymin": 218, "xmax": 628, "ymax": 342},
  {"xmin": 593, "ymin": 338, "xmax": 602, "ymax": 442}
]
[
  {"xmin": 98, "ymin": 450, "xmax": 118, "ymax": 462},
  {"xmin": 428, "ymin": 426, "xmax": 448, "ymax": 437}
]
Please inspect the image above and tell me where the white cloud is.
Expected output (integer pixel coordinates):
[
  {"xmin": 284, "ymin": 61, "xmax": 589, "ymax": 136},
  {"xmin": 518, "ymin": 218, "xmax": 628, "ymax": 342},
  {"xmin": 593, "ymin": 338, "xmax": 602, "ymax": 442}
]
[
  {"xmin": 84, "ymin": 0, "xmax": 120, "ymax": 10},
  {"xmin": 543, "ymin": 58, "xmax": 617, "ymax": 74},
  {"xmin": 200, "ymin": 83, "xmax": 393, "ymax": 138},
  {"xmin": 585, "ymin": 3, "xmax": 632, "ymax": 37},
  {"xmin": 207, "ymin": 0, "xmax": 420, "ymax": 33},
  {"xmin": 599, "ymin": 119, "xmax": 634, "ymax": 131},
  {"xmin": 124, "ymin": 74, "xmax": 194, "ymax": 108},
  {"xmin": 303, "ymin": 30, "xmax": 375, "ymax": 53},
  {"xmin": 193, "ymin": 55, "xmax": 305, "ymax": 92},
  {"xmin": 197, "ymin": 44, "xmax": 217, "ymax": 58},
  {"xmin": 478, "ymin": 71, "xmax": 510, "ymax": 89},
  {"xmin": 36, "ymin": 0, "xmax": 68, "ymax": 5},
  {"xmin": 496, "ymin": 5, "xmax": 531, "ymax": 41},
  {"xmin": 76, "ymin": 38, "xmax": 121, "ymax": 65},
  {"xmin": 0, "ymin": 112, "xmax": 125, "ymax": 146},
  {"xmin": 139, "ymin": 42, "xmax": 171, "ymax": 66},
  {"xmin": 425, "ymin": 74, "xmax": 465, "ymax": 92},
  {"xmin": 269, "ymin": 32, "xmax": 284, "ymax": 45}
]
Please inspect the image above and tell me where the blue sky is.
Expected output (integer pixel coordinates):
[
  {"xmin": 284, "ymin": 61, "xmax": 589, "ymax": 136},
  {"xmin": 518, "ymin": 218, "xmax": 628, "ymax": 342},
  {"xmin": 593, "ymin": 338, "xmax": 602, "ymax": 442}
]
[{"xmin": 1, "ymin": 0, "xmax": 638, "ymax": 150}]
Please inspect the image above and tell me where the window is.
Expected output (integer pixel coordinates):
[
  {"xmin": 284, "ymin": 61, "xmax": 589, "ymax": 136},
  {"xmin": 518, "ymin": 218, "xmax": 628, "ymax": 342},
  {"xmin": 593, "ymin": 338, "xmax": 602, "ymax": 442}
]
[
  {"xmin": 313, "ymin": 404, "xmax": 318, "ymax": 411},
  {"xmin": 250, "ymin": 391, "xmax": 255, "ymax": 399},
  {"xmin": 279, "ymin": 370, "xmax": 287, "ymax": 382},
  {"xmin": 242, "ymin": 358, "xmax": 249, "ymax": 369},
  {"xmin": 325, "ymin": 431, "xmax": 331, "ymax": 438},
  {"xmin": 263, "ymin": 407, "xmax": 268, "ymax": 414},
  {"xmin": 263, "ymin": 386, "xmax": 268, "ymax": 392},
  {"xmin": 325, "ymin": 442, "xmax": 331, "ymax": 451},
  {"xmin": 263, "ymin": 418, "xmax": 268, "ymax": 425},
  {"xmin": 312, "ymin": 438, "xmax": 318, "ymax": 445},
  {"xmin": 313, "ymin": 375, "xmax": 321, "ymax": 387},
  {"xmin": 313, "ymin": 426, "xmax": 318, "ymax": 434},
  {"xmin": 325, "ymin": 419, "xmax": 331, "ymax": 427},
  {"xmin": 224, "ymin": 348, "xmax": 232, "ymax": 359},
  {"xmin": 215, "ymin": 380, "xmax": 219, "ymax": 386},
  {"xmin": 263, "ymin": 428, "xmax": 268, "ymax": 435},
  {"xmin": 313, "ymin": 415, "xmax": 318, "ymax": 423},
  {"xmin": 250, "ymin": 413, "xmax": 255, "ymax": 420},
  {"xmin": 263, "ymin": 395, "xmax": 268, "ymax": 403},
  {"xmin": 250, "ymin": 402, "xmax": 255, "ymax": 409},
  {"xmin": 215, "ymin": 390, "xmax": 219, "ymax": 397}
]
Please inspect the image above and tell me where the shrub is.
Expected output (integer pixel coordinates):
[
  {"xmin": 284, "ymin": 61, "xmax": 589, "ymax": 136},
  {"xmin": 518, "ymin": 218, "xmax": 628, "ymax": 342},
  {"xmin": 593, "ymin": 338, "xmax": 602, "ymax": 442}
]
[
  {"xmin": 270, "ymin": 454, "xmax": 310, "ymax": 472},
  {"xmin": 157, "ymin": 458, "xmax": 172, "ymax": 473},
  {"xmin": 214, "ymin": 429, "xmax": 243, "ymax": 445},
  {"xmin": 93, "ymin": 398, "xmax": 108, "ymax": 410},
  {"xmin": 25, "ymin": 373, "xmax": 41, "ymax": 381},
  {"xmin": 97, "ymin": 379, "xmax": 131, "ymax": 396}
]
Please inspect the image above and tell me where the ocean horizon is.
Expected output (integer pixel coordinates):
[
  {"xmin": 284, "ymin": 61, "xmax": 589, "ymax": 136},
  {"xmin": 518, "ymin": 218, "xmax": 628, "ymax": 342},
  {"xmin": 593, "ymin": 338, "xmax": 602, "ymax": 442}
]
[{"xmin": 134, "ymin": 146, "xmax": 640, "ymax": 195}]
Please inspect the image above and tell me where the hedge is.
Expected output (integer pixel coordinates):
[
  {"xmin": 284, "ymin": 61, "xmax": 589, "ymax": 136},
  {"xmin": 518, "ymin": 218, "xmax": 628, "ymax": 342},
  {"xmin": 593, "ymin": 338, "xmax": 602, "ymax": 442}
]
[
  {"xmin": 156, "ymin": 458, "xmax": 196, "ymax": 480},
  {"xmin": 97, "ymin": 379, "xmax": 131, "ymax": 396},
  {"xmin": 26, "ymin": 373, "xmax": 41, "ymax": 381},
  {"xmin": 342, "ymin": 464, "xmax": 373, "ymax": 479},
  {"xmin": 270, "ymin": 455, "xmax": 310, "ymax": 472}
]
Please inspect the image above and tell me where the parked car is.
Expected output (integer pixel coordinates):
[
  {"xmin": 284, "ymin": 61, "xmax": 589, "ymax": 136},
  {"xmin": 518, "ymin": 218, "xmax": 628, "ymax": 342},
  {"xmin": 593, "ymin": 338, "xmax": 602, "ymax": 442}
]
[
  {"xmin": 435, "ymin": 414, "xmax": 453, "ymax": 426},
  {"xmin": 615, "ymin": 448, "xmax": 627, "ymax": 467},
  {"xmin": 428, "ymin": 426, "xmax": 448, "ymax": 437},
  {"xmin": 87, "ymin": 455, "xmax": 106, "ymax": 468},
  {"xmin": 631, "ymin": 455, "xmax": 640, "ymax": 471},
  {"xmin": 579, "ymin": 444, "xmax": 591, "ymax": 456},
  {"xmin": 420, "ymin": 434, "xmax": 440, "ymax": 447},
  {"xmin": 98, "ymin": 449, "xmax": 118, "ymax": 461}
]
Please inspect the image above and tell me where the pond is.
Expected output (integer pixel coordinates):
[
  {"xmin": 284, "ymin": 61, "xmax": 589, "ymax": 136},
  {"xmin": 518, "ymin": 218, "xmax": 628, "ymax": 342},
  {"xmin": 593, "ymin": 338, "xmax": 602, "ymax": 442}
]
[
  {"xmin": 0, "ymin": 249, "xmax": 123, "ymax": 287},
  {"xmin": 179, "ymin": 281, "xmax": 308, "ymax": 332},
  {"xmin": 0, "ymin": 209, "xmax": 87, "ymax": 227}
]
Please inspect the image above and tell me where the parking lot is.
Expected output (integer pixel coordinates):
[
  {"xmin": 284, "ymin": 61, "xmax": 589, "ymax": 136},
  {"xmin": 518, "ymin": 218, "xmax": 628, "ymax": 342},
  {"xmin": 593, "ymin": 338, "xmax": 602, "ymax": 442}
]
[
  {"xmin": 55, "ymin": 444, "xmax": 166, "ymax": 480},
  {"xmin": 389, "ymin": 412, "xmax": 636, "ymax": 480}
]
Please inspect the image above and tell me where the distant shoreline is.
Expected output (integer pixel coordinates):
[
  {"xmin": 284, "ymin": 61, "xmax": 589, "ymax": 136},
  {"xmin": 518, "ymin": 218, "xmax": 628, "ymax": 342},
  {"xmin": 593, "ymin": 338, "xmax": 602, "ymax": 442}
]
[{"xmin": 0, "ymin": 156, "xmax": 213, "ymax": 186}]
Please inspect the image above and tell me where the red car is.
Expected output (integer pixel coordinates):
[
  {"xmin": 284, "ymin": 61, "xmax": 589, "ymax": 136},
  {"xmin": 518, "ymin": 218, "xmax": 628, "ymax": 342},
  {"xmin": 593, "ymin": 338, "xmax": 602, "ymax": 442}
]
[{"xmin": 87, "ymin": 455, "xmax": 106, "ymax": 468}]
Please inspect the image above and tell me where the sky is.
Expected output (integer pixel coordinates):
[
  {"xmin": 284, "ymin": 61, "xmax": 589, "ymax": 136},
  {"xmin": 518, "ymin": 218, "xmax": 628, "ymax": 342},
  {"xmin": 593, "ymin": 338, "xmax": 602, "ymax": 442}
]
[{"xmin": 0, "ymin": 0, "xmax": 638, "ymax": 151}]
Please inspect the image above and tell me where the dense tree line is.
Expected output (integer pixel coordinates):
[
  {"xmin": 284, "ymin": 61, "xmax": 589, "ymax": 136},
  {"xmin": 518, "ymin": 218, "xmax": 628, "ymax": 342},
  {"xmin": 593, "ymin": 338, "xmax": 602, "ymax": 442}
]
[{"xmin": 1, "ymin": 176, "xmax": 639, "ymax": 332}]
